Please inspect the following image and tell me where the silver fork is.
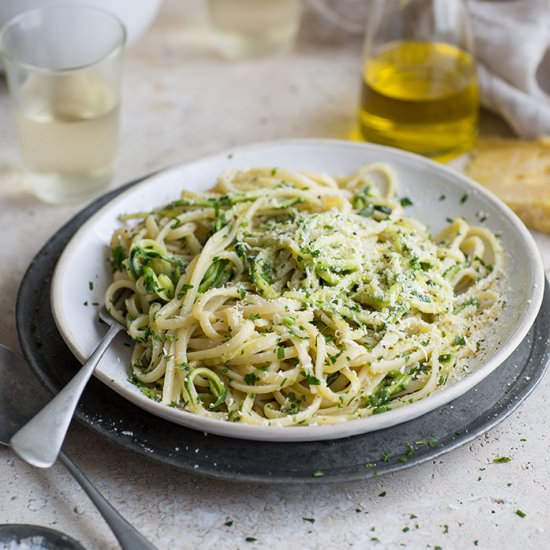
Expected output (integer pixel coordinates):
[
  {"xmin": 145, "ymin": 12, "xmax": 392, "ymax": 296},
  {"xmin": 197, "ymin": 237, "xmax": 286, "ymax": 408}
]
[
  {"xmin": 0, "ymin": 344, "xmax": 157, "ymax": 550},
  {"xmin": 11, "ymin": 307, "xmax": 124, "ymax": 468}
]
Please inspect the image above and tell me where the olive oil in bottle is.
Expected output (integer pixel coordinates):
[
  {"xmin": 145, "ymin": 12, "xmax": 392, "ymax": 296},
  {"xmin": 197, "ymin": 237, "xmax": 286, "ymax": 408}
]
[{"xmin": 358, "ymin": 41, "xmax": 480, "ymax": 161}]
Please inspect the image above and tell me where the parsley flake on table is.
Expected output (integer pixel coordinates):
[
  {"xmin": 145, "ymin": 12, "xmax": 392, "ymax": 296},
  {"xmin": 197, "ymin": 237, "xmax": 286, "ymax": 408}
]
[{"xmin": 493, "ymin": 456, "xmax": 512, "ymax": 463}]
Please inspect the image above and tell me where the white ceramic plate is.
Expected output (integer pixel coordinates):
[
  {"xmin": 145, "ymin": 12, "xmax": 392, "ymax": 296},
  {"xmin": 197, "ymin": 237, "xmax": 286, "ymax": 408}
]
[{"xmin": 51, "ymin": 139, "xmax": 544, "ymax": 442}]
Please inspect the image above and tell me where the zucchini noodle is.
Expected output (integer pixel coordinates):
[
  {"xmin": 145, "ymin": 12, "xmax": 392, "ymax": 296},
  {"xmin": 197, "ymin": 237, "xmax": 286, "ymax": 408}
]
[{"xmin": 105, "ymin": 164, "xmax": 504, "ymax": 426}]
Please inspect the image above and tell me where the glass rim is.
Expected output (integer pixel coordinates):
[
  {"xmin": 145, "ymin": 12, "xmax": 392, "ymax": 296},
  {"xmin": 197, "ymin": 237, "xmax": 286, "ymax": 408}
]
[{"xmin": 0, "ymin": 4, "xmax": 127, "ymax": 74}]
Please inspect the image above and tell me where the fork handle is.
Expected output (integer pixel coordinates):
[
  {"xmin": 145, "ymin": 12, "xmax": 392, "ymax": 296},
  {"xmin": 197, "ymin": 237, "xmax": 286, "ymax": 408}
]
[
  {"xmin": 10, "ymin": 323, "xmax": 121, "ymax": 468},
  {"xmin": 59, "ymin": 451, "xmax": 157, "ymax": 550}
]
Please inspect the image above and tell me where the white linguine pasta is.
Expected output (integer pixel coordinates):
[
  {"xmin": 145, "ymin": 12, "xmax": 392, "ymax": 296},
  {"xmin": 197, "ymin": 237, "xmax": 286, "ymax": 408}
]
[{"xmin": 105, "ymin": 164, "xmax": 504, "ymax": 426}]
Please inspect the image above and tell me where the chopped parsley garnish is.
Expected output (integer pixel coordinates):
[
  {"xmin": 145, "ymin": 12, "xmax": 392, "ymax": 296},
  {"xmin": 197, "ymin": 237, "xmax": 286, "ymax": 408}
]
[
  {"xmin": 515, "ymin": 509, "xmax": 526, "ymax": 518},
  {"xmin": 110, "ymin": 246, "xmax": 126, "ymax": 272},
  {"xmin": 244, "ymin": 373, "xmax": 259, "ymax": 385},
  {"xmin": 400, "ymin": 197, "xmax": 413, "ymax": 207},
  {"xmin": 374, "ymin": 205, "xmax": 392, "ymax": 215},
  {"xmin": 454, "ymin": 336, "xmax": 466, "ymax": 346},
  {"xmin": 302, "ymin": 517, "xmax": 315, "ymax": 523},
  {"xmin": 304, "ymin": 374, "xmax": 321, "ymax": 386},
  {"xmin": 176, "ymin": 283, "xmax": 193, "ymax": 299},
  {"xmin": 460, "ymin": 193, "xmax": 469, "ymax": 204},
  {"xmin": 493, "ymin": 456, "xmax": 512, "ymax": 464}
]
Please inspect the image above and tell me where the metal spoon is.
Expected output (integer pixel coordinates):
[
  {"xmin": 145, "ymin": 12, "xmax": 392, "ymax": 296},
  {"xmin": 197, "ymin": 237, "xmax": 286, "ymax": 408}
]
[
  {"xmin": 11, "ymin": 308, "xmax": 123, "ymax": 468},
  {"xmin": 0, "ymin": 344, "xmax": 156, "ymax": 550}
]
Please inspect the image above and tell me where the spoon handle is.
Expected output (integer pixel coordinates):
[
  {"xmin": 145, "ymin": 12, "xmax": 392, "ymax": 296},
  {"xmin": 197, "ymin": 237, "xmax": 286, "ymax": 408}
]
[
  {"xmin": 59, "ymin": 451, "xmax": 157, "ymax": 550},
  {"xmin": 10, "ymin": 323, "xmax": 121, "ymax": 468}
]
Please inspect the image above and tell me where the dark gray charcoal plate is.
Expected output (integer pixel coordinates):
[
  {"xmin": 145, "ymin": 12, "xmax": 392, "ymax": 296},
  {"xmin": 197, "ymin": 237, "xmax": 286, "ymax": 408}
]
[{"xmin": 16, "ymin": 178, "xmax": 550, "ymax": 483}]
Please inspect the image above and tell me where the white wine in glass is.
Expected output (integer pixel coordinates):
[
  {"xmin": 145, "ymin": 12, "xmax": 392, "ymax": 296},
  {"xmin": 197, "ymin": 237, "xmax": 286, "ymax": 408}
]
[
  {"xmin": 15, "ymin": 73, "xmax": 119, "ymax": 204},
  {"xmin": 208, "ymin": 0, "xmax": 302, "ymax": 59},
  {"xmin": 1, "ymin": 5, "xmax": 125, "ymax": 204}
]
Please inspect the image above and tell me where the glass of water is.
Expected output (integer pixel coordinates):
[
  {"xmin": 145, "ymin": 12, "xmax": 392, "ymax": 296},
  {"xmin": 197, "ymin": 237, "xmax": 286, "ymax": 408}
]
[{"xmin": 0, "ymin": 5, "xmax": 126, "ymax": 204}]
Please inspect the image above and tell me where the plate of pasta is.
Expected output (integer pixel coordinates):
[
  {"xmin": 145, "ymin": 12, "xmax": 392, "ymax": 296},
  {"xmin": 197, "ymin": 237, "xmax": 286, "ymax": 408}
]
[{"xmin": 51, "ymin": 140, "xmax": 544, "ymax": 441}]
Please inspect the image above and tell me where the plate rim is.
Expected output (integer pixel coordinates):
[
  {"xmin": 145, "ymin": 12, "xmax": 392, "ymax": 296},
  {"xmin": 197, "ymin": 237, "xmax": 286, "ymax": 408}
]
[{"xmin": 49, "ymin": 138, "xmax": 545, "ymax": 442}]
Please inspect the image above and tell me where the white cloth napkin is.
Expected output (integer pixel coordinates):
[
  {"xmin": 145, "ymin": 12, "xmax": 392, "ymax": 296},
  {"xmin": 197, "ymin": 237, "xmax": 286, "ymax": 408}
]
[{"xmin": 469, "ymin": 0, "xmax": 550, "ymax": 137}]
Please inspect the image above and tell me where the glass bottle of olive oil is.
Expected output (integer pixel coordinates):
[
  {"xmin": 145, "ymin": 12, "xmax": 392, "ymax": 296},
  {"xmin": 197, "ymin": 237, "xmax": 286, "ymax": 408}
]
[{"xmin": 358, "ymin": 1, "xmax": 479, "ymax": 162}]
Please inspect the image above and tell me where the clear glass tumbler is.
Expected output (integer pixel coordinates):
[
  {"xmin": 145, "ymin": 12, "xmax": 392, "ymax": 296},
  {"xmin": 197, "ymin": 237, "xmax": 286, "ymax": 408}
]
[
  {"xmin": 0, "ymin": 5, "xmax": 126, "ymax": 204},
  {"xmin": 207, "ymin": 0, "xmax": 302, "ymax": 59},
  {"xmin": 357, "ymin": 0, "xmax": 479, "ymax": 162}
]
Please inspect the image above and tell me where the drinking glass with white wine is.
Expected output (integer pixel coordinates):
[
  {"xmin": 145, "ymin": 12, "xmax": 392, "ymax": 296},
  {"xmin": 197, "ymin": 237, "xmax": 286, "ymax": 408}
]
[
  {"xmin": 207, "ymin": 0, "xmax": 302, "ymax": 59},
  {"xmin": 0, "ymin": 5, "xmax": 126, "ymax": 204}
]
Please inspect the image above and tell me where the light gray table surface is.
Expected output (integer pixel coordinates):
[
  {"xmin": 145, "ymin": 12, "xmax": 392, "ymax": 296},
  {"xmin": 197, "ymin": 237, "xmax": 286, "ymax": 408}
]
[{"xmin": 1, "ymin": 3, "xmax": 549, "ymax": 549}]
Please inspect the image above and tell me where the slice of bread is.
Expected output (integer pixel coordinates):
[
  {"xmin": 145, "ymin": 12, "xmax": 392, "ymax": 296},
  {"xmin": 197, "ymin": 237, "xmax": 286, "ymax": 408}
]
[{"xmin": 465, "ymin": 137, "xmax": 550, "ymax": 233}]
